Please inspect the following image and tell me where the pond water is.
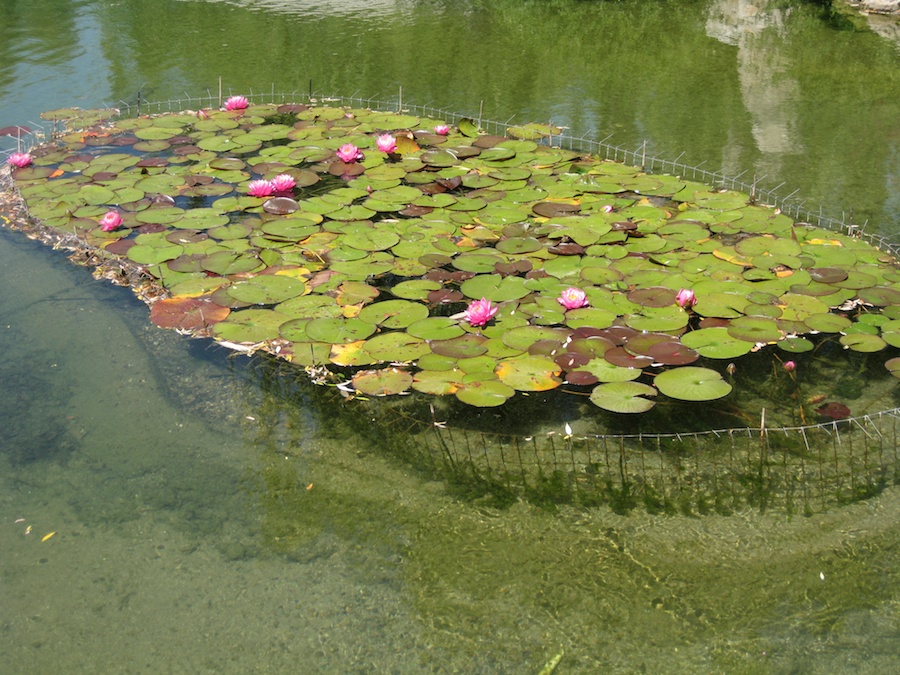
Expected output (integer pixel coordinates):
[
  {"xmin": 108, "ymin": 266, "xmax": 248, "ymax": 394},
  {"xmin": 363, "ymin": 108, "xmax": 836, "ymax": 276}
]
[{"xmin": 1, "ymin": 0, "xmax": 900, "ymax": 672}]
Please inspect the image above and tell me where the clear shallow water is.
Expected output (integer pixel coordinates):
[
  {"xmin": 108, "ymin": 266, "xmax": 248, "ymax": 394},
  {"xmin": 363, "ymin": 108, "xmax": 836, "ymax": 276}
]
[{"xmin": 1, "ymin": 1, "xmax": 900, "ymax": 672}]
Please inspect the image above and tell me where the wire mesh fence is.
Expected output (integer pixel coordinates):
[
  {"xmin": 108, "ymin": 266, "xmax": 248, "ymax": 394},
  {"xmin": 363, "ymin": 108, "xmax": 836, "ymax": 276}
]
[
  {"xmin": 346, "ymin": 395, "xmax": 900, "ymax": 516},
  {"xmin": 4, "ymin": 86, "xmax": 900, "ymax": 514}
]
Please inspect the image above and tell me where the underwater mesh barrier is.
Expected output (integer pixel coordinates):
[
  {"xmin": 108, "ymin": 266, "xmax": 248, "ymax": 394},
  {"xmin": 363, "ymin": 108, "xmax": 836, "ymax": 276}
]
[
  {"xmin": 3, "ymin": 88, "xmax": 900, "ymax": 515},
  {"xmin": 341, "ymin": 392, "xmax": 900, "ymax": 516}
]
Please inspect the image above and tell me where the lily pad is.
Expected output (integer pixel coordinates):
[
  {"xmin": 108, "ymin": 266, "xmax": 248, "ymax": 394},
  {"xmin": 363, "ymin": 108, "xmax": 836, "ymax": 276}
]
[
  {"xmin": 455, "ymin": 379, "xmax": 516, "ymax": 407},
  {"xmin": 654, "ymin": 366, "xmax": 732, "ymax": 401},
  {"xmin": 149, "ymin": 297, "xmax": 230, "ymax": 330},
  {"xmin": 212, "ymin": 309, "xmax": 291, "ymax": 343},
  {"xmin": 495, "ymin": 356, "xmax": 562, "ymax": 391},
  {"xmin": 352, "ymin": 368, "xmax": 414, "ymax": 396},
  {"xmin": 589, "ymin": 382, "xmax": 658, "ymax": 413},
  {"xmin": 227, "ymin": 275, "xmax": 308, "ymax": 304}
]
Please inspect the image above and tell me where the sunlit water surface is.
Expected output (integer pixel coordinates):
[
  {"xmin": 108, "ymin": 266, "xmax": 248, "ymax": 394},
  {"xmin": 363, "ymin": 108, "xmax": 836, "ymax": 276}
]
[{"xmin": 2, "ymin": 0, "xmax": 900, "ymax": 672}]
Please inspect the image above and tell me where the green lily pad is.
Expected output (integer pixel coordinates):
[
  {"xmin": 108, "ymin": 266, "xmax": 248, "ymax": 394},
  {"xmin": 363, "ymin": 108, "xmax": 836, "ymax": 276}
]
[
  {"xmin": 804, "ymin": 313, "xmax": 852, "ymax": 333},
  {"xmin": 407, "ymin": 317, "xmax": 467, "ymax": 341},
  {"xmin": 212, "ymin": 309, "xmax": 291, "ymax": 343},
  {"xmin": 127, "ymin": 243, "xmax": 184, "ymax": 265},
  {"xmin": 341, "ymin": 228, "xmax": 401, "ymax": 251},
  {"xmin": 357, "ymin": 300, "xmax": 429, "ymax": 328},
  {"xmin": 412, "ymin": 369, "xmax": 463, "ymax": 395},
  {"xmin": 304, "ymin": 317, "xmax": 377, "ymax": 344},
  {"xmin": 624, "ymin": 306, "xmax": 690, "ymax": 332},
  {"xmin": 363, "ymin": 333, "xmax": 432, "ymax": 362},
  {"xmin": 390, "ymin": 279, "xmax": 442, "ymax": 300},
  {"xmin": 778, "ymin": 337, "xmax": 814, "ymax": 353},
  {"xmin": 352, "ymin": 368, "xmax": 414, "ymax": 396},
  {"xmin": 727, "ymin": 316, "xmax": 783, "ymax": 344},
  {"xmin": 431, "ymin": 334, "xmax": 488, "ymax": 359},
  {"xmin": 885, "ymin": 357, "xmax": 900, "ymax": 379},
  {"xmin": 460, "ymin": 274, "xmax": 532, "ymax": 302},
  {"xmin": 455, "ymin": 379, "xmax": 516, "ymax": 407},
  {"xmin": 580, "ymin": 358, "xmax": 642, "ymax": 383},
  {"xmin": 589, "ymin": 382, "xmax": 657, "ymax": 413},
  {"xmin": 227, "ymin": 275, "xmax": 308, "ymax": 304},
  {"xmin": 839, "ymin": 333, "xmax": 887, "ymax": 352},
  {"xmin": 201, "ymin": 251, "xmax": 263, "ymax": 276},
  {"xmin": 654, "ymin": 366, "xmax": 732, "ymax": 401}
]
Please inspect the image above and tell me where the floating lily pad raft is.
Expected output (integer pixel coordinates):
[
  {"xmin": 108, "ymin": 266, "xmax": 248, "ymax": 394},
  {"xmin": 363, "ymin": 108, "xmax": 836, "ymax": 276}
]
[{"xmin": 3, "ymin": 100, "xmax": 899, "ymax": 418}]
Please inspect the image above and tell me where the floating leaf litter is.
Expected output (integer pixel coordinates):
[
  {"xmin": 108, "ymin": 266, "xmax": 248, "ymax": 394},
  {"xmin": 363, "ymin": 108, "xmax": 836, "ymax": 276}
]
[{"xmin": 2, "ymin": 101, "xmax": 900, "ymax": 419}]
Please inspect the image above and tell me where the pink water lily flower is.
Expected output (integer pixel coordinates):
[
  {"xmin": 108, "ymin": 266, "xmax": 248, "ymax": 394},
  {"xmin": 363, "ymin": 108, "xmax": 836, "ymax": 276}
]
[
  {"xmin": 433, "ymin": 124, "xmax": 450, "ymax": 136},
  {"xmin": 464, "ymin": 298, "xmax": 498, "ymax": 327},
  {"xmin": 675, "ymin": 288, "xmax": 696, "ymax": 309},
  {"xmin": 6, "ymin": 152, "xmax": 32, "ymax": 168},
  {"xmin": 247, "ymin": 179, "xmax": 276, "ymax": 198},
  {"xmin": 336, "ymin": 143, "xmax": 364, "ymax": 163},
  {"xmin": 558, "ymin": 287, "xmax": 589, "ymax": 310},
  {"xmin": 782, "ymin": 360, "xmax": 796, "ymax": 372},
  {"xmin": 270, "ymin": 174, "xmax": 296, "ymax": 193},
  {"xmin": 375, "ymin": 134, "xmax": 397, "ymax": 154},
  {"xmin": 224, "ymin": 95, "xmax": 249, "ymax": 111},
  {"xmin": 99, "ymin": 210, "xmax": 123, "ymax": 232}
]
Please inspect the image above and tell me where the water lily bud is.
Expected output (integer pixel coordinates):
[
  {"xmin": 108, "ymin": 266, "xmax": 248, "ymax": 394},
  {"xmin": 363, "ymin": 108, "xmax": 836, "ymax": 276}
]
[
  {"xmin": 99, "ymin": 210, "xmax": 123, "ymax": 232},
  {"xmin": 675, "ymin": 288, "xmax": 696, "ymax": 309}
]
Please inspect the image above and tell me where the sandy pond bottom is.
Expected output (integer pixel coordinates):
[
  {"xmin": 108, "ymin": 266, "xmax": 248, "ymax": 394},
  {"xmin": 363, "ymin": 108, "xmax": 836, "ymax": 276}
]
[{"xmin": 1, "ymin": 230, "xmax": 899, "ymax": 674}]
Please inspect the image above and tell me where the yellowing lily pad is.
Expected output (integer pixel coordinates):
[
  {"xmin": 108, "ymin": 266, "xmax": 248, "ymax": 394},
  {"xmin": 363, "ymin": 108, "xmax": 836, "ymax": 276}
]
[{"xmin": 495, "ymin": 355, "xmax": 562, "ymax": 391}]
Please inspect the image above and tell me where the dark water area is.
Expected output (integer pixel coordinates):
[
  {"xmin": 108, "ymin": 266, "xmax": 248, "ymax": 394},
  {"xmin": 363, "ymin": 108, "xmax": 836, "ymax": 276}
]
[{"xmin": 2, "ymin": 1, "xmax": 900, "ymax": 672}]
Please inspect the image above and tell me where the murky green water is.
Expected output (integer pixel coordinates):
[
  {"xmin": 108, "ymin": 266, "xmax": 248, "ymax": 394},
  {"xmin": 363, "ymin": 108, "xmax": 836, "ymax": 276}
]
[{"xmin": 2, "ymin": 1, "xmax": 900, "ymax": 672}]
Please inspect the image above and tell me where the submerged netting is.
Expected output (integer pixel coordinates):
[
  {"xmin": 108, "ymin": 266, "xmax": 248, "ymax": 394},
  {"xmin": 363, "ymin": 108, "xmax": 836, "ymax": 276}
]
[
  {"xmin": 3, "ymin": 88, "xmax": 900, "ymax": 515},
  {"xmin": 334, "ymin": 389, "xmax": 900, "ymax": 516},
  {"xmin": 245, "ymin": 352, "xmax": 900, "ymax": 516}
]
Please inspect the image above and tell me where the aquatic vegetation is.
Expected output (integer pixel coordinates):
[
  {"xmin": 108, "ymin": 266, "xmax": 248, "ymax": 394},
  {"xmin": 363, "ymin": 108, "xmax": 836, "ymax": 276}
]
[
  {"xmin": 375, "ymin": 134, "xmax": 397, "ymax": 154},
  {"xmin": 675, "ymin": 288, "xmax": 695, "ymax": 309},
  {"xmin": 223, "ymin": 95, "xmax": 249, "ymax": 111},
  {"xmin": 463, "ymin": 298, "xmax": 499, "ymax": 327},
  {"xmin": 336, "ymin": 142, "xmax": 364, "ymax": 163},
  {"xmin": 557, "ymin": 287, "xmax": 589, "ymax": 310},
  {"xmin": 98, "ymin": 210, "xmax": 123, "ymax": 232},
  {"xmin": 3, "ymin": 100, "xmax": 899, "ymax": 421},
  {"xmin": 270, "ymin": 174, "xmax": 296, "ymax": 194},
  {"xmin": 246, "ymin": 179, "xmax": 275, "ymax": 197},
  {"xmin": 6, "ymin": 152, "xmax": 32, "ymax": 168}
]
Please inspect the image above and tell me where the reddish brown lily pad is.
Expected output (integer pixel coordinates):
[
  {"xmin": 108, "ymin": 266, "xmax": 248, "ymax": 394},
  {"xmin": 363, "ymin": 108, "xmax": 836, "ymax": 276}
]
[
  {"xmin": 532, "ymin": 201, "xmax": 581, "ymax": 217},
  {"xmin": 816, "ymin": 402, "xmax": 851, "ymax": 420},
  {"xmin": 150, "ymin": 297, "xmax": 231, "ymax": 330}
]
